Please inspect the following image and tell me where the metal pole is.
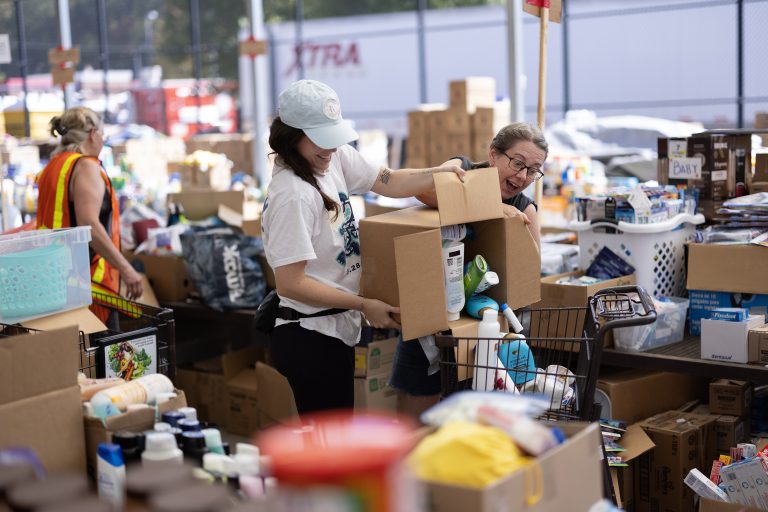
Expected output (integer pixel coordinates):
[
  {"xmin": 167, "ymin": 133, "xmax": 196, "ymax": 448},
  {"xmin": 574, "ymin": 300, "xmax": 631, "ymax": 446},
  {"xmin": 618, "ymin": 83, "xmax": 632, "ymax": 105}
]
[
  {"xmin": 416, "ymin": 0, "xmax": 428, "ymax": 104},
  {"xmin": 13, "ymin": 0, "xmax": 30, "ymax": 138},
  {"xmin": 189, "ymin": 0, "xmax": 203, "ymax": 133},
  {"xmin": 57, "ymin": 0, "xmax": 74, "ymax": 108},
  {"xmin": 562, "ymin": 0, "xmax": 570, "ymax": 116},
  {"xmin": 505, "ymin": 0, "xmax": 525, "ymax": 122},
  {"xmin": 736, "ymin": 0, "xmax": 744, "ymax": 128},
  {"xmin": 295, "ymin": 0, "xmax": 304, "ymax": 79},
  {"xmin": 96, "ymin": 0, "xmax": 110, "ymax": 120},
  {"xmin": 248, "ymin": 0, "xmax": 269, "ymax": 187}
]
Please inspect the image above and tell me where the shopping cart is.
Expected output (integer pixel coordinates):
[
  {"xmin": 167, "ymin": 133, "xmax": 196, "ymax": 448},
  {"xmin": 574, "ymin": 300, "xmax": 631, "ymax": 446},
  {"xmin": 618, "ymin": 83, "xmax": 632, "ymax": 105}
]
[
  {"xmin": 436, "ymin": 285, "xmax": 657, "ymax": 422},
  {"xmin": 0, "ymin": 291, "xmax": 176, "ymax": 381}
]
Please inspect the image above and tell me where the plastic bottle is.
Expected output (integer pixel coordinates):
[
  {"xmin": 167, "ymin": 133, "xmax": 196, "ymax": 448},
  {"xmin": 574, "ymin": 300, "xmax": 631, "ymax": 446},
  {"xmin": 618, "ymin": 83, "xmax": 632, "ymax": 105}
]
[
  {"xmin": 142, "ymin": 433, "xmax": 183, "ymax": 468},
  {"xmin": 441, "ymin": 242, "xmax": 465, "ymax": 321},
  {"xmin": 97, "ymin": 443, "xmax": 126, "ymax": 509},
  {"xmin": 234, "ymin": 454, "xmax": 263, "ymax": 499},
  {"xmin": 497, "ymin": 334, "xmax": 537, "ymax": 386},
  {"xmin": 181, "ymin": 432, "xmax": 208, "ymax": 465},
  {"xmin": 464, "ymin": 255, "xmax": 488, "ymax": 300},
  {"xmin": 500, "ymin": 303, "xmax": 524, "ymax": 333},
  {"xmin": 440, "ymin": 224, "xmax": 467, "ymax": 245},
  {"xmin": 466, "ymin": 295, "xmax": 499, "ymax": 319},
  {"xmin": 177, "ymin": 407, "xmax": 197, "ymax": 421},
  {"xmin": 177, "ymin": 419, "xmax": 201, "ymax": 432},
  {"xmin": 90, "ymin": 374, "xmax": 174, "ymax": 419},
  {"xmin": 112, "ymin": 431, "xmax": 144, "ymax": 466},
  {"xmin": 473, "ymin": 309, "xmax": 501, "ymax": 391},
  {"xmin": 474, "ymin": 271, "xmax": 499, "ymax": 294},
  {"xmin": 202, "ymin": 429, "xmax": 226, "ymax": 455}
]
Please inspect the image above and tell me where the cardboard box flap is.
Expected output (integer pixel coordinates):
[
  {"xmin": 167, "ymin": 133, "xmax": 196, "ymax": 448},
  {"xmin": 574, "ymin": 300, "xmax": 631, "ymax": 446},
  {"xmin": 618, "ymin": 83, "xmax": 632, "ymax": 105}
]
[
  {"xmin": 434, "ymin": 168, "xmax": 503, "ymax": 226},
  {"xmin": 360, "ymin": 205, "xmax": 441, "ymax": 228},
  {"xmin": 0, "ymin": 326, "xmax": 79, "ymax": 404},
  {"xmin": 168, "ymin": 190, "xmax": 245, "ymax": 220},
  {"xmin": 221, "ymin": 346, "xmax": 261, "ymax": 379},
  {"xmin": 395, "ymin": 230, "xmax": 448, "ymax": 340},
  {"xmin": 103, "ymin": 407, "xmax": 156, "ymax": 431},
  {"xmin": 621, "ymin": 423, "xmax": 655, "ymax": 462},
  {"xmin": 21, "ymin": 307, "xmax": 107, "ymax": 335},
  {"xmin": 227, "ymin": 369, "xmax": 258, "ymax": 392},
  {"xmin": 255, "ymin": 363, "xmax": 298, "ymax": 423}
]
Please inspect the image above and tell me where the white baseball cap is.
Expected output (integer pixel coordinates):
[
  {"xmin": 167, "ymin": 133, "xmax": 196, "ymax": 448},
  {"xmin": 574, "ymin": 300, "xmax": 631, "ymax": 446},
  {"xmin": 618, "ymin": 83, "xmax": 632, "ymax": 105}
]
[{"xmin": 278, "ymin": 80, "xmax": 359, "ymax": 149}]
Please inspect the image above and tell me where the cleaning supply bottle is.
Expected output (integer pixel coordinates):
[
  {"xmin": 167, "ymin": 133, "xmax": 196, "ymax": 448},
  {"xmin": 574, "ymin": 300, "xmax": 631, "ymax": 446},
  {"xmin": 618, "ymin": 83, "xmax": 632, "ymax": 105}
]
[
  {"xmin": 442, "ymin": 242, "xmax": 465, "ymax": 320},
  {"xmin": 466, "ymin": 295, "xmax": 499, "ymax": 319},
  {"xmin": 440, "ymin": 224, "xmax": 468, "ymax": 245},
  {"xmin": 497, "ymin": 334, "xmax": 537, "ymax": 386},
  {"xmin": 473, "ymin": 309, "xmax": 501, "ymax": 391},
  {"xmin": 96, "ymin": 443, "xmax": 126, "ymax": 509},
  {"xmin": 141, "ymin": 433, "xmax": 183, "ymax": 468},
  {"xmin": 90, "ymin": 374, "xmax": 174, "ymax": 420},
  {"xmin": 464, "ymin": 255, "xmax": 488, "ymax": 300},
  {"xmin": 474, "ymin": 271, "xmax": 499, "ymax": 294},
  {"xmin": 500, "ymin": 303, "xmax": 524, "ymax": 333}
]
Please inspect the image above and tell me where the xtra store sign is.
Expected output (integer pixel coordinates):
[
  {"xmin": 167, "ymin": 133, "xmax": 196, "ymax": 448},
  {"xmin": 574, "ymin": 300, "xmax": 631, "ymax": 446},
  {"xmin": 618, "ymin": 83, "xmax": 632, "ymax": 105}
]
[{"xmin": 284, "ymin": 41, "xmax": 364, "ymax": 77}]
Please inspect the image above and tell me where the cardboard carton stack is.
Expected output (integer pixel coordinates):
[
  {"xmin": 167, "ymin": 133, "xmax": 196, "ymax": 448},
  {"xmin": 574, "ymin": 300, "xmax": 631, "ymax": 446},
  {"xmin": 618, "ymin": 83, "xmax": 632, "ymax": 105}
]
[
  {"xmin": 186, "ymin": 133, "xmax": 254, "ymax": 175},
  {"xmin": 657, "ymin": 130, "xmax": 753, "ymax": 218},
  {"xmin": 353, "ymin": 336, "xmax": 398, "ymax": 411},
  {"xmin": 708, "ymin": 380, "xmax": 753, "ymax": 449},
  {"xmin": 405, "ymin": 77, "xmax": 510, "ymax": 168}
]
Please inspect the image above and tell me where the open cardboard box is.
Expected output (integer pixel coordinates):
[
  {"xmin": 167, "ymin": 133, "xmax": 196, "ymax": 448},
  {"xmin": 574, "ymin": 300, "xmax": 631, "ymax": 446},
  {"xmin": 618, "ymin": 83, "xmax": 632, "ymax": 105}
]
[
  {"xmin": 424, "ymin": 422, "xmax": 603, "ymax": 512},
  {"xmin": 168, "ymin": 190, "xmax": 246, "ymax": 221},
  {"xmin": 688, "ymin": 242, "xmax": 768, "ymax": 295},
  {"xmin": 359, "ymin": 168, "xmax": 540, "ymax": 340},
  {"xmin": 0, "ymin": 326, "xmax": 86, "ymax": 474},
  {"xmin": 608, "ymin": 424, "xmax": 656, "ymax": 512},
  {"xmin": 83, "ymin": 390, "xmax": 187, "ymax": 476}
]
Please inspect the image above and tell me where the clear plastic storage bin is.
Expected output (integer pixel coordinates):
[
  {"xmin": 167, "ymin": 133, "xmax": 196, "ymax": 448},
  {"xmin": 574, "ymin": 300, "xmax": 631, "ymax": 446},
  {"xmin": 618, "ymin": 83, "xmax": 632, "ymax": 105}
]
[
  {"xmin": 613, "ymin": 296, "xmax": 689, "ymax": 352},
  {"xmin": 0, "ymin": 227, "xmax": 92, "ymax": 323}
]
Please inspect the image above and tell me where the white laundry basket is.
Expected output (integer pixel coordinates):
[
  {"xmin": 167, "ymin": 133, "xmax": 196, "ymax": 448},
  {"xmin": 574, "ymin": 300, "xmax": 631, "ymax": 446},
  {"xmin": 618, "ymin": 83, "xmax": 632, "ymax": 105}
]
[{"xmin": 571, "ymin": 213, "xmax": 705, "ymax": 298}]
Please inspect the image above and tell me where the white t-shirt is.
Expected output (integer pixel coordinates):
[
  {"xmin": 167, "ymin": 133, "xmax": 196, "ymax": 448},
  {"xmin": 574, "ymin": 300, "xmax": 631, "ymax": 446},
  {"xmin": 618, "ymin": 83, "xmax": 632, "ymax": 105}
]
[{"xmin": 261, "ymin": 144, "xmax": 380, "ymax": 346}]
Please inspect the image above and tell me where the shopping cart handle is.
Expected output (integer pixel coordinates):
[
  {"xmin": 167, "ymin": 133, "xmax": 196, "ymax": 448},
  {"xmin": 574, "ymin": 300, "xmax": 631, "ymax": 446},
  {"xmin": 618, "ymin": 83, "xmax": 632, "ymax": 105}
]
[{"xmin": 590, "ymin": 284, "xmax": 657, "ymax": 332}]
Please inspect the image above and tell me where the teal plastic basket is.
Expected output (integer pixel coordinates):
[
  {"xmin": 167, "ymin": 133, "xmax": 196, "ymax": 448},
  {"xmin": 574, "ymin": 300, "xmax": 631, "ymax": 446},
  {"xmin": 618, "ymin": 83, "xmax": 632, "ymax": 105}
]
[{"xmin": 0, "ymin": 243, "xmax": 73, "ymax": 318}]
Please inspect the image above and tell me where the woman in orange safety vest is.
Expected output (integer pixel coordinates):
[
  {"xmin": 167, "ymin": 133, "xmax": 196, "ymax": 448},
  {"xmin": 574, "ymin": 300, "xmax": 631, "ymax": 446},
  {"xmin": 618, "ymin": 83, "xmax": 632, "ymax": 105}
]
[{"xmin": 36, "ymin": 107, "xmax": 143, "ymax": 312}]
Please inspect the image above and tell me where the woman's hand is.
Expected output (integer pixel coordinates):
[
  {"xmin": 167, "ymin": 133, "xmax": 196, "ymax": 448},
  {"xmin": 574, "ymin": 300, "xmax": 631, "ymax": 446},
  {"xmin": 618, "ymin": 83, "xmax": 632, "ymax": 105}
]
[
  {"xmin": 361, "ymin": 298, "xmax": 401, "ymax": 329},
  {"xmin": 502, "ymin": 204, "xmax": 531, "ymax": 225},
  {"xmin": 436, "ymin": 164, "xmax": 466, "ymax": 182},
  {"xmin": 121, "ymin": 266, "xmax": 144, "ymax": 300}
]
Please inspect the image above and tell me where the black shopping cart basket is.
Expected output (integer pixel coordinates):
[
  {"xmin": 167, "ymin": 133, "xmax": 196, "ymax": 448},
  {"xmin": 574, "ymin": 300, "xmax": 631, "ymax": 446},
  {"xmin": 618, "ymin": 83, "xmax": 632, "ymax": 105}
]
[
  {"xmin": 0, "ymin": 291, "xmax": 176, "ymax": 381},
  {"xmin": 436, "ymin": 285, "xmax": 657, "ymax": 422}
]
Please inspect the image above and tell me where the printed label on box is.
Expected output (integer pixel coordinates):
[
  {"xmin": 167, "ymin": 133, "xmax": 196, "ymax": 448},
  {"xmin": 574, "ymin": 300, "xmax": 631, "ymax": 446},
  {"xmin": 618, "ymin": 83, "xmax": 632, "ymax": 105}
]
[{"xmin": 103, "ymin": 335, "xmax": 158, "ymax": 381}]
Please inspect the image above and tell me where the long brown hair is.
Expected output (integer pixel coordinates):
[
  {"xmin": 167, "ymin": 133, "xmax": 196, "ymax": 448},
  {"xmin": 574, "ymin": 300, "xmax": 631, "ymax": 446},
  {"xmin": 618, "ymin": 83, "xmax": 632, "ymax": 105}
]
[{"xmin": 268, "ymin": 117, "xmax": 340, "ymax": 220}]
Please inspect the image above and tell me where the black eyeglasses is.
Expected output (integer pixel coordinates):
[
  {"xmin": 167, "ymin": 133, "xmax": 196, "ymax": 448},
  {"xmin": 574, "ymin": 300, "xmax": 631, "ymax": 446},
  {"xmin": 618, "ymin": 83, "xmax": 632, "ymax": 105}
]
[{"xmin": 499, "ymin": 150, "xmax": 544, "ymax": 181}]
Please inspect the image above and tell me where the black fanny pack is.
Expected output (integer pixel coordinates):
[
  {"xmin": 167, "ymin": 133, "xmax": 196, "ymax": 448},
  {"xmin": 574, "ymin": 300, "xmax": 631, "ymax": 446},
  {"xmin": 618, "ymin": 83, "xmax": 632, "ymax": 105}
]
[{"xmin": 253, "ymin": 289, "xmax": 349, "ymax": 333}]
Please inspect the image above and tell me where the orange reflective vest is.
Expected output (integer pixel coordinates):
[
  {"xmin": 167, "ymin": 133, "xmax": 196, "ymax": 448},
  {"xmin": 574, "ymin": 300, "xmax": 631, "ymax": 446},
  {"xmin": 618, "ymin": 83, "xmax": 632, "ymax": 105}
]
[{"xmin": 36, "ymin": 152, "xmax": 122, "ymax": 319}]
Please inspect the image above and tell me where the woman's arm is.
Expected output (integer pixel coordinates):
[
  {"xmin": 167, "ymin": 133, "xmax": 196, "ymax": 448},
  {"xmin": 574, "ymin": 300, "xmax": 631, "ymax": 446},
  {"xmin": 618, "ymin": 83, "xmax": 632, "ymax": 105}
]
[
  {"xmin": 414, "ymin": 158, "xmax": 463, "ymax": 207},
  {"xmin": 370, "ymin": 163, "xmax": 465, "ymax": 198},
  {"xmin": 275, "ymin": 261, "xmax": 400, "ymax": 329},
  {"xmin": 71, "ymin": 159, "xmax": 144, "ymax": 299}
]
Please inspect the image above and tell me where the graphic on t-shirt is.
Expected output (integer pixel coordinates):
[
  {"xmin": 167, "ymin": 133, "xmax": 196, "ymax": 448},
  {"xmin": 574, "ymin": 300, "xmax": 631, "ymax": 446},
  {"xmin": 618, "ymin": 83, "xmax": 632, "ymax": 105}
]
[{"xmin": 335, "ymin": 192, "xmax": 360, "ymax": 270}]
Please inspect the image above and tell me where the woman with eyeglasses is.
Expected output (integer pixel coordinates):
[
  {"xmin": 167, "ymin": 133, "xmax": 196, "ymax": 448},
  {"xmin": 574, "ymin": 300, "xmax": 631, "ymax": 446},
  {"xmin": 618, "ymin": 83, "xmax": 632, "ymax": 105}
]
[
  {"xmin": 36, "ymin": 107, "xmax": 143, "ymax": 312},
  {"xmin": 390, "ymin": 121, "xmax": 548, "ymax": 418}
]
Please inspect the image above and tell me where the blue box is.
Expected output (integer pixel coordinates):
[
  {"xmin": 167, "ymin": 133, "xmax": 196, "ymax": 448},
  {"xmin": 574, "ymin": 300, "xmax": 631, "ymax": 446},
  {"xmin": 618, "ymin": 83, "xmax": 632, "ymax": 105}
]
[
  {"xmin": 689, "ymin": 290, "xmax": 768, "ymax": 335},
  {"xmin": 709, "ymin": 308, "xmax": 748, "ymax": 322}
]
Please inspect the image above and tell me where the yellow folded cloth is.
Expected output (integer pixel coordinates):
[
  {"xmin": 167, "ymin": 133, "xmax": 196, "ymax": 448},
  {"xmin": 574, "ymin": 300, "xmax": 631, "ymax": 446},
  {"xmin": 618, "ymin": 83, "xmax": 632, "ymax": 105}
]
[{"xmin": 408, "ymin": 421, "xmax": 530, "ymax": 488}]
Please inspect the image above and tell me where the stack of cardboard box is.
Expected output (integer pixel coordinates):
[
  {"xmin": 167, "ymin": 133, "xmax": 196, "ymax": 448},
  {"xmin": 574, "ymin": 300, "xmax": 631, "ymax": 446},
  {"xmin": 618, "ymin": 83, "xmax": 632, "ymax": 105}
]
[
  {"xmin": 353, "ymin": 336, "xmax": 398, "ymax": 411},
  {"xmin": 186, "ymin": 133, "xmax": 254, "ymax": 175},
  {"xmin": 405, "ymin": 77, "xmax": 510, "ymax": 168},
  {"xmin": 657, "ymin": 130, "xmax": 753, "ymax": 219}
]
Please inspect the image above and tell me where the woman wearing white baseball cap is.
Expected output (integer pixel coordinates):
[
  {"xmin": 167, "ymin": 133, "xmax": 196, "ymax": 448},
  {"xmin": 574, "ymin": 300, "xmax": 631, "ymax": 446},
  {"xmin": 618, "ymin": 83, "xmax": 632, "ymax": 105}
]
[{"xmin": 261, "ymin": 79, "xmax": 465, "ymax": 415}]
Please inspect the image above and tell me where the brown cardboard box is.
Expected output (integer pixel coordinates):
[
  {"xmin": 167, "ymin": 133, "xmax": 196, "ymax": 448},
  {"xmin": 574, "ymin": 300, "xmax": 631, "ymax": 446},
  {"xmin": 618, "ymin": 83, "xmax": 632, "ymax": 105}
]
[
  {"xmin": 597, "ymin": 369, "xmax": 708, "ymax": 424},
  {"xmin": 83, "ymin": 390, "xmax": 186, "ymax": 476},
  {"xmin": 532, "ymin": 271, "xmax": 636, "ymax": 346},
  {"xmin": 168, "ymin": 190, "xmax": 245, "ymax": 221},
  {"xmin": 749, "ymin": 325, "xmax": 768, "ymax": 364},
  {"xmin": 687, "ymin": 242, "xmax": 768, "ymax": 295},
  {"xmin": 407, "ymin": 111, "xmax": 429, "ymax": 146},
  {"xmin": 710, "ymin": 379, "xmax": 753, "ymax": 416},
  {"xmin": 408, "ymin": 136, "xmax": 428, "ymax": 161},
  {"xmin": 445, "ymin": 133, "xmax": 471, "ymax": 157},
  {"xmin": 226, "ymin": 369, "xmax": 260, "ymax": 437},
  {"xmin": 0, "ymin": 326, "xmax": 86, "ymax": 474},
  {"xmin": 699, "ymin": 498, "xmax": 762, "ymax": 512},
  {"xmin": 359, "ymin": 168, "xmax": 540, "ymax": 340},
  {"xmin": 610, "ymin": 424, "xmax": 656, "ymax": 512},
  {"xmin": 129, "ymin": 253, "xmax": 195, "ymax": 303},
  {"xmin": 444, "ymin": 109, "xmax": 471, "ymax": 135},
  {"xmin": 689, "ymin": 405, "xmax": 747, "ymax": 455},
  {"xmin": 354, "ymin": 337, "xmax": 398, "ymax": 378},
  {"xmin": 425, "ymin": 422, "xmax": 602, "ymax": 512},
  {"xmin": 255, "ymin": 362, "xmax": 298, "ymax": 428},
  {"xmin": 354, "ymin": 374, "xmax": 398, "ymax": 412},
  {"xmin": 756, "ymin": 112, "xmax": 768, "ymax": 146},
  {"xmin": 217, "ymin": 203, "xmax": 262, "ymax": 237},
  {"xmin": 186, "ymin": 133, "xmax": 254, "ymax": 174},
  {"xmin": 167, "ymin": 160, "xmax": 231, "ymax": 191},
  {"xmin": 448, "ymin": 77, "xmax": 496, "ymax": 113},
  {"xmin": 173, "ymin": 346, "xmax": 263, "ymax": 429},
  {"xmin": 636, "ymin": 411, "xmax": 718, "ymax": 512}
]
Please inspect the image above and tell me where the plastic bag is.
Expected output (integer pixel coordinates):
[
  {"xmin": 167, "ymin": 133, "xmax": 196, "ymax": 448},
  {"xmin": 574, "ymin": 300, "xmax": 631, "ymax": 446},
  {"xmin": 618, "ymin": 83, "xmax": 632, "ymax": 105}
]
[{"xmin": 180, "ymin": 226, "xmax": 267, "ymax": 310}]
